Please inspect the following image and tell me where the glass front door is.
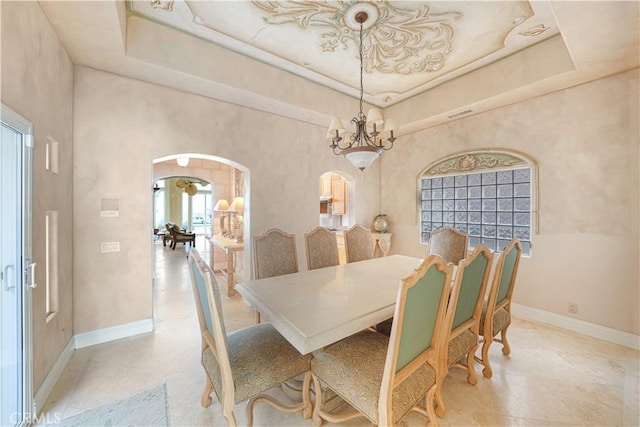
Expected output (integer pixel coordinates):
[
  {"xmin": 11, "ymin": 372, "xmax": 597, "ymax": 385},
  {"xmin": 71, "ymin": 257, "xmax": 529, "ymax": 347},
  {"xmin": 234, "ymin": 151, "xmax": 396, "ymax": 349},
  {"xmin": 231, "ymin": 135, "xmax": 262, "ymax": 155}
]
[{"xmin": 1, "ymin": 104, "xmax": 33, "ymax": 427}]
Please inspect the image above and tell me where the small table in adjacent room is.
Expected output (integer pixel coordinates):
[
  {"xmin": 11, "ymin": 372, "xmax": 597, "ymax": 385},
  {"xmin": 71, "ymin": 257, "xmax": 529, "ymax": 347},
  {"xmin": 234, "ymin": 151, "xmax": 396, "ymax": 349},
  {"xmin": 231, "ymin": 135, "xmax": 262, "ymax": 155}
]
[{"xmin": 205, "ymin": 235, "xmax": 243, "ymax": 296}]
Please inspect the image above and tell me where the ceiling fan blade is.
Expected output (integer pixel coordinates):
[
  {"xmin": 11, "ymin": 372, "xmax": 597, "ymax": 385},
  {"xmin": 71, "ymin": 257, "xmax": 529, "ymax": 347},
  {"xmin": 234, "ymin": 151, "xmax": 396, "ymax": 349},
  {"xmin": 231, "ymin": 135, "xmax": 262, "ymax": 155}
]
[
  {"xmin": 185, "ymin": 184, "xmax": 197, "ymax": 196},
  {"xmin": 176, "ymin": 179, "xmax": 188, "ymax": 188}
]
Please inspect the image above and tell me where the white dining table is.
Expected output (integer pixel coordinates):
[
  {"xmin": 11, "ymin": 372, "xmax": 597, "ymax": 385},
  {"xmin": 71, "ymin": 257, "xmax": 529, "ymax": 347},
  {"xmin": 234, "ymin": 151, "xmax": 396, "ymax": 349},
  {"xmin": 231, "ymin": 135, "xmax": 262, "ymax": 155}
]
[{"xmin": 235, "ymin": 254, "xmax": 423, "ymax": 355}]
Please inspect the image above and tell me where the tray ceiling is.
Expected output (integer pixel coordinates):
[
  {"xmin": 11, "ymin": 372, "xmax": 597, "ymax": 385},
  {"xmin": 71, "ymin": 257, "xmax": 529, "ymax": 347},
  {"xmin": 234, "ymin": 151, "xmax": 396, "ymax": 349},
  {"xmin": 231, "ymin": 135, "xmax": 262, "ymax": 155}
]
[{"xmin": 128, "ymin": 0, "xmax": 560, "ymax": 107}]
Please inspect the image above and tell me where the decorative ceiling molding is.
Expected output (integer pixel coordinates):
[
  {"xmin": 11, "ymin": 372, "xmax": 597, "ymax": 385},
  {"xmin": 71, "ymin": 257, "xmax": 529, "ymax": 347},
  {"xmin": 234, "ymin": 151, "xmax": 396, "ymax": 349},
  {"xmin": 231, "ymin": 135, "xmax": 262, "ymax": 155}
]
[
  {"xmin": 424, "ymin": 151, "xmax": 528, "ymax": 176},
  {"xmin": 519, "ymin": 23, "xmax": 551, "ymax": 37},
  {"xmin": 252, "ymin": 1, "xmax": 462, "ymax": 75},
  {"xmin": 149, "ymin": 0, "xmax": 173, "ymax": 12}
]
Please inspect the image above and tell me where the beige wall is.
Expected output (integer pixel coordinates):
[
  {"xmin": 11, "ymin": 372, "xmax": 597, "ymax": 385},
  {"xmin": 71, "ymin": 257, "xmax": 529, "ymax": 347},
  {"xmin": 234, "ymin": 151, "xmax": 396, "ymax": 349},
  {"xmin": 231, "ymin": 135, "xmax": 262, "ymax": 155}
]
[
  {"xmin": 383, "ymin": 69, "xmax": 640, "ymax": 334},
  {"xmin": 1, "ymin": 1, "xmax": 75, "ymax": 389},
  {"xmin": 72, "ymin": 66, "xmax": 380, "ymax": 334}
]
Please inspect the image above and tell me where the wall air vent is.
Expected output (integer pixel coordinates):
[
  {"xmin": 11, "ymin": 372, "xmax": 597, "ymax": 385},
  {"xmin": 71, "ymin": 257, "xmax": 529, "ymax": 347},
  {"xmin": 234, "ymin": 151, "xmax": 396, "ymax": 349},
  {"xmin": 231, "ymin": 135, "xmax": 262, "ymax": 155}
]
[{"xmin": 447, "ymin": 109, "xmax": 473, "ymax": 119}]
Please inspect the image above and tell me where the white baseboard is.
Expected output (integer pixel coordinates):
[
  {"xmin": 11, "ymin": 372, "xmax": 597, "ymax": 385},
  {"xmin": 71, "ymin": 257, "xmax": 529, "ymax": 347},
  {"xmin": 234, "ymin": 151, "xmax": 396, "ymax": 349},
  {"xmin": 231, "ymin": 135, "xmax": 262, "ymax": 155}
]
[
  {"xmin": 74, "ymin": 317, "xmax": 154, "ymax": 349},
  {"xmin": 512, "ymin": 303, "xmax": 640, "ymax": 350},
  {"xmin": 33, "ymin": 337, "xmax": 75, "ymax": 416}
]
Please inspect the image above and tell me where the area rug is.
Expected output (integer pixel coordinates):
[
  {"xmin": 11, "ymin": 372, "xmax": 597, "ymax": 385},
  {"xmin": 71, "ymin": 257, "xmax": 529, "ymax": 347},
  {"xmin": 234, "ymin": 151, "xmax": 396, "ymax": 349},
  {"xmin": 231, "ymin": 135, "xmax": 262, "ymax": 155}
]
[{"xmin": 56, "ymin": 384, "xmax": 169, "ymax": 427}]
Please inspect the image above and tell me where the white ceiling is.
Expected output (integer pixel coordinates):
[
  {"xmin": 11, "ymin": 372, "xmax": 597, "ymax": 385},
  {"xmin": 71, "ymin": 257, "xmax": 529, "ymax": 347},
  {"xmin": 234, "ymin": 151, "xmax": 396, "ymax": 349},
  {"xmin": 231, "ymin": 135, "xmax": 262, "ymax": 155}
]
[{"xmin": 39, "ymin": 0, "xmax": 639, "ymax": 135}]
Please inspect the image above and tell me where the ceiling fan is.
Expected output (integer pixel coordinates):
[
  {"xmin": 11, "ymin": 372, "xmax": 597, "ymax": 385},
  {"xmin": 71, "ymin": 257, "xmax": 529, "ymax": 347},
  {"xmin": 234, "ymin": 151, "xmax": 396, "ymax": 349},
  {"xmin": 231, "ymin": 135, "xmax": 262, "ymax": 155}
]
[{"xmin": 176, "ymin": 178, "xmax": 208, "ymax": 196}]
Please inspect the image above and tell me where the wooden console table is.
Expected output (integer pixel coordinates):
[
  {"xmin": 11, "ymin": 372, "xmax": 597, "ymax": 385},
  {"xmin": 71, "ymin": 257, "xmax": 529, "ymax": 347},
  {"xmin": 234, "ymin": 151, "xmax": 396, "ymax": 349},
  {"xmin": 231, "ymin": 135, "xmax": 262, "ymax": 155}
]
[{"xmin": 205, "ymin": 235, "xmax": 243, "ymax": 296}]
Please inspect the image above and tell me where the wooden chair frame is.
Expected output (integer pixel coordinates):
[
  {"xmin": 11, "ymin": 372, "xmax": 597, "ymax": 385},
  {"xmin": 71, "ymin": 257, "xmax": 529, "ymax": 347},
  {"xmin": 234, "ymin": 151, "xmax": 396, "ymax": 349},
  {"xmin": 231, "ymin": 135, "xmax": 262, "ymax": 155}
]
[
  {"xmin": 343, "ymin": 224, "xmax": 374, "ymax": 263},
  {"xmin": 304, "ymin": 226, "xmax": 339, "ymax": 271},
  {"xmin": 474, "ymin": 238, "xmax": 522, "ymax": 379},
  {"xmin": 311, "ymin": 255, "xmax": 454, "ymax": 426}
]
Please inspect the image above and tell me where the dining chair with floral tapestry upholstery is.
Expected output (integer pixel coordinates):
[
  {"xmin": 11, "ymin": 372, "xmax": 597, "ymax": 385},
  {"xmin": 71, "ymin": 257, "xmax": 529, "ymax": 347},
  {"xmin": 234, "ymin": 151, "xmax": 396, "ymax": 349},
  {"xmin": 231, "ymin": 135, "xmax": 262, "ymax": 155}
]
[
  {"xmin": 187, "ymin": 249, "xmax": 312, "ymax": 427},
  {"xmin": 427, "ymin": 226, "xmax": 469, "ymax": 265},
  {"xmin": 310, "ymin": 255, "xmax": 454, "ymax": 427},
  {"xmin": 435, "ymin": 244, "xmax": 493, "ymax": 417},
  {"xmin": 252, "ymin": 228, "xmax": 299, "ymax": 279},
  {"xmin": 475, "ymin": 238, "xmax": 522, "ymax": 379},
  {"xmin": 304, "ymin": 226, "xmax": 339, "ymax": 270},
  {"xmin": 343, "ymin": 224, "xmax": 374, "ymax": 263}
]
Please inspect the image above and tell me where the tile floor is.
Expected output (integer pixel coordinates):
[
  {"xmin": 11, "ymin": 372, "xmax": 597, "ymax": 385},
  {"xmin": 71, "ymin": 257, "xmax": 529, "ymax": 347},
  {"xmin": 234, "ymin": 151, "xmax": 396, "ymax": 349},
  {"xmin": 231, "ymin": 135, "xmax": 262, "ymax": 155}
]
[{"xmin": 41, "ymin": 239, "xmax": 639, "ymax": 426}]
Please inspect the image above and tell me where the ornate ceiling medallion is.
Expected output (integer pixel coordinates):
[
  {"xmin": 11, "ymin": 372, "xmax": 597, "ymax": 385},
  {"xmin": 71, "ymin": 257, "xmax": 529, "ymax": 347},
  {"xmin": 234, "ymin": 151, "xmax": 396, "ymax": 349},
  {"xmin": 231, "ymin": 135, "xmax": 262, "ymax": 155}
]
[
  {"xmin": 519, "ymin": 24, "xmax": 550, "ymax": 37},
  {"xmin": 252, "ymin": 1, "xmax": 462, "ymax": 75},
  {"xmin": 149, "ymin": 0, "xmax": 173, "ymax": 12}
]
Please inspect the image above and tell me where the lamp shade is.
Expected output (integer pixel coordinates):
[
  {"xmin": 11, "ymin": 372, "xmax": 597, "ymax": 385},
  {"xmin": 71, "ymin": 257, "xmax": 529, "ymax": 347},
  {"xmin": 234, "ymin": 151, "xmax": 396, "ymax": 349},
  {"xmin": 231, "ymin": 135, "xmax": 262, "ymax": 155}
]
[
  {"xmin": 327, "ymin": 117, "xmax": 345, "ymax": 138},
  {"xmin": 229, "ymin": 197, "xmax": 244, "ymax": 212},
  {"xmin": 214, "ymin": 199, "xmax": 229, "ymax": 211},
  {"xmin": 344, "ymin": 147, "xmax": 381, "ymax": 171},
  {"xmin": 366, "ymin": 108, "xmax": 384, "ymax": 126},
  {"xmin": 176, "ymin": 157, "xmax": 190, "ymax": 167},
  {"xmin": 383, "ymin": 118, "xmax": 398, "ymax": 132}
]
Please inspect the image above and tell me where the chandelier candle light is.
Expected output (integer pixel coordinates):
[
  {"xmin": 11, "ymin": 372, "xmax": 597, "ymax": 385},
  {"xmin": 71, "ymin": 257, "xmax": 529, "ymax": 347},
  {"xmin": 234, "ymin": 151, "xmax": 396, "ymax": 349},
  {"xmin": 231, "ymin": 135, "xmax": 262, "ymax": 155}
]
[{"xmin": 327, "ymin": 10, "xmax": 397, "ymax": 171}]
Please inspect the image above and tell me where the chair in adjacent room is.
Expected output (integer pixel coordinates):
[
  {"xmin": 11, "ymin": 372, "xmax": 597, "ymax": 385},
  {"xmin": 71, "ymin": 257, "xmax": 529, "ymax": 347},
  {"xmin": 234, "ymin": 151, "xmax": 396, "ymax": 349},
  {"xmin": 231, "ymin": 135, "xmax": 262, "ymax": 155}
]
[
  {"xmin": 475, "ymin": 238, "xmax": 523, "ymax": 379},
  {"xmin": 304, "ymin": 226, "xmax": 339, "ymax": 270},
  {"xmin": 343, "ymin": 224, "xmax": 373, "ymax": 263},
  {"xmin": 427, "ymin": 226, "xmax": 469, "ymax": 265},
  {"xmin": 165, "ymin": 222, "xmax": 196, "ymax": 250},
  {"xmin": 310, "ymin": 255, "xmax": 454, "ymax": 426},
  {"xmin": 187, "ymin": 249, "xmax": 312, "ymax": 427},
  {"xmin": 436, "ymin": 244, "xmax": 493, "ymax": 417}
]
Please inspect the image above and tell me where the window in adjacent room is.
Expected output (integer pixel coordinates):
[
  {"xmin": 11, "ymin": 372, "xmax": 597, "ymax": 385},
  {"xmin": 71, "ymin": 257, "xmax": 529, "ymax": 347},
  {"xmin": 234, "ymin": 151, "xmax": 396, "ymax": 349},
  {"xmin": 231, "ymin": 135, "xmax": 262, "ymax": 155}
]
[{"xmin": 419, "ymin": 151, "xmax": 536, "ymax": 255}]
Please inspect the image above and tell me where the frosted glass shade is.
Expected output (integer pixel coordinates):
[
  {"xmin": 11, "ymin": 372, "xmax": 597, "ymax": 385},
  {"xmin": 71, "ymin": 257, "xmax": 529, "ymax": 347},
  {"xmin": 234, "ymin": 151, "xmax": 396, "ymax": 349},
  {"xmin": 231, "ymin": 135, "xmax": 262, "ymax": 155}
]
[{"xmin": 344, "ymin": 147, "xmax": 380, "ymax": 171}]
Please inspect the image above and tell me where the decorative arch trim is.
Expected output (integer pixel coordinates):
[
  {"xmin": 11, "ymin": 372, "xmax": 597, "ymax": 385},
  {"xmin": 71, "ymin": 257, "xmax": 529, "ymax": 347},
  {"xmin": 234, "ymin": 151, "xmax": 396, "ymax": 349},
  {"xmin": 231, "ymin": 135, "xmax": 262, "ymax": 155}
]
[{"xmin": 420, "ymin": 149, "xmax": 536, "ymax": 177}]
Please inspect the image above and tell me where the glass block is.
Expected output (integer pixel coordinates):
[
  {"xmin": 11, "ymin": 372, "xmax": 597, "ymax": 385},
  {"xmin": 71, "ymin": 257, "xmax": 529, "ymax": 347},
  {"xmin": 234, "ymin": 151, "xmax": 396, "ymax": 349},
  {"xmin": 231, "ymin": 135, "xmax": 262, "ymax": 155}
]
[
  {"xmin": 421, "ymin": 190, "xmax": 432, "ymax": 200},
  {"xmin": 433, "ymin": 189, "xmax": 443, "ymax": 200},
  {"xmin": 497, "ymin": 226, "xmax": 512, "ymax": 239},
  {"xmin": 468, "ymin": 173, "xmax": 481, "ymax": 186},
  {"xmin": 433, "ymin": 222, "xmax": 443, "ymax": 230},
  {"xmin": 455, "ymin": 211, "xmax": 467, "ymax": 222},
  {"xmin": 498, "ymin": 198, "xmax": 513, "ymax": 211},
  {"xmin": 497, "ymin": 239, "xmax": 511, "ymax": 252},
  {"xmin": 498, "ymin": 213, "xmax": 513, "ymax": 225},
  {"xmin": 422, "ymin": 179, "xmax": 431, "ymax": 189},
  {"xmin": 422, "ymin": 222, "xmax": 430, "ymax": 232},
  {"xmin": 443, "ymin": 222, "xmax": 454, "ymax": 229},
  {"xmin": 444, "ymin": 211, "xmax": 455, "ymax": 222},
  {"xmin": 514, "ymin": 213, "xmax": 530, "ymax": 226},
  {"xmin": 514, "ymin": 183, "xmax": 530, "ymax": 197},
  {"xmin": 455, "ymin": 187, "xmax": 467, "ymax": 199},
  {"xmin": 432, "ymin": 200, "xmax": 442, "ymax": 211},
  {"xmin": 443, "ymin": 176, "xmax": 455, "ymax": 188},
  {"xmin": 482, "ymin": 172, "xmax": 496, "ymax": 185},
  {"xmin": 468, "ymin": 224, "xmax": 481, "ymax": 237},
  {"xmin": 497, "ymin": 170, "xmax": 513, "ymax": 184},
  {"xmin": 443, "ymin": 188, "xmax": 455, "ymax": 199},
  {"xmin": 468, "ymin": 199, "xmax": 481, "ymax": 211},
  {"xmin": 468, "ymin": 186, "xmax": 481, "ymax": 199},
  {"xmin": 482, "ymin": 212, "xmax": 497, "ymax": 224},
  {"xmin": 455, "ymin": 175, "xmax": 467, "ymax": 187},
  {"xmin": 482, "ymin": 225, "xmax": 496, "ymax": 237},
  {"xmin": 482, "ymin": 237, "xmax": 497, "ymax": 251},
  {"xmin": 469, "ymin": 212, "xmax": 481, "ymax": 224},
  {"xmin": 443, "ymin": 200, "xmax": 455, "ymax": 211},
  {"xmin": 455, "ymin": 223, "xmax": 468, "ymax": 233},
  {"xmin": 521, "ymin": 240, "xmax": 531, "ymax": 256},
  {"xmin": 482, "ymin": 185, "xmax": 496, "ymax": 198},
  {"xmin": 469, "ymin": 237, "xmax": 481, "ymax": 247},
  {"xmin": 422, "ymin": 232, "xmax": 429, "ymax": 243},
  {"xmin": 432, "ymin": 177, "xmax": 443, "ymax": 188},
  {"xmin": 482, "ymin": 199, "xmax": 497, "ymax": 211},
  {"xmin": 422, "ymin": 201, "xmax": 431, "ymax": 211},
  {"xmin": 514, "ymin": 197, "xmax": 530, "ymax": 211},
  {"xmin": 514, "ymin": 168, "xmax": 530, "ymax": 183},
  {"xmin": 433, "ymin": 211, "xmax": 443, "ymax": 222},
  {"xmin": 497, "ymin": 184, "xmax": 513, "ymax": 198},
  {"xmin": 455, "ymin": 200, "xmax": 467, "ymax": 211},
  {"xmin": 422, "ymin": 211, "xmax": 431, "ymax": 221},
  {"xmin": 514, "ymin": 226, "xmax": 530, "ymax": 240}
]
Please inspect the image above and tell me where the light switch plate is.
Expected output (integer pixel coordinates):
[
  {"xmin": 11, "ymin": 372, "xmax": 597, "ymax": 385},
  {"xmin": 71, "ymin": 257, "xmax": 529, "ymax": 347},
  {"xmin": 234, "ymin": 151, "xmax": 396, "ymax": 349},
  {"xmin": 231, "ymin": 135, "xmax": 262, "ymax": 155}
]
[{"xmin": 101, "ymin": 242, "xmax": 120, "ymax": 253}]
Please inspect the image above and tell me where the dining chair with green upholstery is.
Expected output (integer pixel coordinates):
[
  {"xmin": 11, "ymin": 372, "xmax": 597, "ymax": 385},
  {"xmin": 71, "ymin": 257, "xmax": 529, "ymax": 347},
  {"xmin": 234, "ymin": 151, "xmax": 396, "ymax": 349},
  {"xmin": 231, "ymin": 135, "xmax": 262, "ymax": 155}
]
[
  {"xmin": 475, "ymin": 238, "xmax": 523, "ymax": 379},
  {"xmin": 304, "ymin": 226, "xmax": 339, "ymax": 270},
  {"xmin": 310, "ymin": 255, "xmax": 454, "ymax": 426},
  {"xmin": 427, "ymin": 226, "xmax": 469, "ymax": 265},
  {"xmin": 343, "ymin": 224, "xmax": 374, "ymax": 263},
  {"xmin": 436, "ymin": 244, "xmax": 493, "ymax": 417},
  {"xmin": 187, "ymin": 249, "xmax": 312, "ymax": 426}
]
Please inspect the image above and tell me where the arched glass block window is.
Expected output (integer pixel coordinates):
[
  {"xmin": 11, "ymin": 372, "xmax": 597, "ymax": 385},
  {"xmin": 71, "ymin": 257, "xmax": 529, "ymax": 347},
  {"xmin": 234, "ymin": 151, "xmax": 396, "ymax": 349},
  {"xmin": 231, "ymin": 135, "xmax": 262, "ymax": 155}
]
[{"xmin": 419, "ymin": 151, "xmax": 537, "ymax": 255}]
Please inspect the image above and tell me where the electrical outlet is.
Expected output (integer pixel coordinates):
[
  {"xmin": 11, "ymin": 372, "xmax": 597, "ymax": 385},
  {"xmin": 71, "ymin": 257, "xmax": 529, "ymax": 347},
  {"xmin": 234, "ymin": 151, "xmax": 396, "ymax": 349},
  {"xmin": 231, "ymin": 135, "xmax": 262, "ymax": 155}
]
[{"xmin": 568, "ymin": 303, "xmax": 578, "ymax": 314}]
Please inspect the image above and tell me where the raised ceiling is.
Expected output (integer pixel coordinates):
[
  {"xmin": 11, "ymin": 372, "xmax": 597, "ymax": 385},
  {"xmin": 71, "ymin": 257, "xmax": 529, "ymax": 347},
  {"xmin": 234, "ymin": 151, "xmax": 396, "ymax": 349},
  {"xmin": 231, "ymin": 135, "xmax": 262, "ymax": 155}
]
[
  {"xmin": 128, "ymin": 0, "xmax": 559, "ymax": 107},
  {"xmin": 39, "ymin": 1, "xmax": 639, "ymax": 134}
]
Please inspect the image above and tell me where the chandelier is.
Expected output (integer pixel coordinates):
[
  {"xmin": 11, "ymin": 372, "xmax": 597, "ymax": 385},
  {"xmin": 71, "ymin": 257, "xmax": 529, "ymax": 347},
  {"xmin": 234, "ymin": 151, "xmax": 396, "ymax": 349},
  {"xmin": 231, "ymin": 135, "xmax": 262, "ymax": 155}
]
[{"xmin": 327, "ymin": 10, "xmax": 397, "ymax": 171}]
